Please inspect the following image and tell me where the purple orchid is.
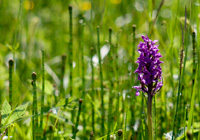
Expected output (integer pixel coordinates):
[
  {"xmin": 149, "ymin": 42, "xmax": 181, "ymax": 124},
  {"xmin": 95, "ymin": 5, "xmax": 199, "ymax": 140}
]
[{"xmin": 133, "ymin": 35, "xmax": 163, "ymax": 96}]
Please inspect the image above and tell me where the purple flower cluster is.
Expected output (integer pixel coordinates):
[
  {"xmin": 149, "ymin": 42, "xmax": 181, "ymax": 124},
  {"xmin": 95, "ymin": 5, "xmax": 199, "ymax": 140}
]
[{"xmin": 133, "ymin": 35, "xmax": 163, "ymax": 96}]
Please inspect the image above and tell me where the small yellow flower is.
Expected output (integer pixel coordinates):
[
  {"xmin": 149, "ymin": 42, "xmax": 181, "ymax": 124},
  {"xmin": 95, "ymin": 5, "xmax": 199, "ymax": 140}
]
[
  {"xmin": 24, "ymin": 0, "xmax": 34, "ymax": 10},
  {"xmin": 110, "ymin": 0, "xmax": 122, "ymax": 4},
  {"xmin": 81, "ymin": 1, "xmax": 91, "ymax": 11}
]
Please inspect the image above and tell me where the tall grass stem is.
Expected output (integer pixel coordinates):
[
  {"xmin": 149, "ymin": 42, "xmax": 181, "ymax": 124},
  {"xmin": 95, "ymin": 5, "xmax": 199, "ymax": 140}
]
[
  {"xmin": 97, "ymin": 26, "xmax": 105, "ymax": 136},
  {"xmin": 61, "ymin": 54, "xmax": 66, "ymax": 98},
  {"xmin": 31, "ymin": 72, "xmax": 38, "ymax": 139},
  {"xmin": 115, "ymin": 31, "xmax": 120, "ymax": 130},
  {"xmin": 68, "ymin": 5, "xmax": 73, "ymax": 97},
  {"xmin": 172, "ymin": 8, "xmax": 189, "ymax": 139},
  {"xmin": 72, "ymin": 99, "xmax": 83, "ymax": 139},
  {"xmin": 131, "ymin": 25, "xmax": 136, "ymax": 138},
  {"xmin": 8, "ymin": 59, "xmax": 14, "ymax": 108},
  {"xmin": 40, "ymin": 50, "xmax": 45, "ymax": 129},
  {"xmin": 80, "ymin": 17, "xmax": 86, "ymax": 138},
  {"xmin": 147, "ymin": 95, "xmax": 153, "ymax": 140},
  {"xmin": 90, "ymin": 47, "xmax": 95, "ymax": 134},
  {"xmin": 107, "ymin": 28, "xmax": 114, "ymax": 140}
]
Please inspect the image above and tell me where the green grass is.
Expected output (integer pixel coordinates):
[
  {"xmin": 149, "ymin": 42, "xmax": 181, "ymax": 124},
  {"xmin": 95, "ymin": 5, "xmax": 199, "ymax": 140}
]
[{"xmin": 0, "ymin": 0, "xmax": 200, "ymax": 139}]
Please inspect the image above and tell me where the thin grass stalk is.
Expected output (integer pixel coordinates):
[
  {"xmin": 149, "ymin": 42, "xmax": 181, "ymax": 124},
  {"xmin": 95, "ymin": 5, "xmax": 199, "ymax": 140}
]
[
  {"xmin": 165, "ymin": 89, "xmax": 167, "ymax": 133},
  {"xmin": 180, "ymin": 87, "xmax": 184, "ymax": 129},
  {"xmin": 180, "ymin": 60, "xmax": 186, "ymax": 129},
  {"xmin": 180, "ymin": 23, "xmax": 184, "ymax": 77},
  {"xmin": 40, "ymin": 50, "xmax": 45, "ymax": 129},
  {"xmin": 172, "ymin": 7, "xmax": 189, "ymax": 139},
  {"xmin": 172, "ymin": 43, "xmax": 183, "ymax": 139},
  {"xmin": 121, "ymin": 58, "xmax": 125, "ymax": 139},
  {"xmin": 125, "ymin": 100, "xmax": 129, "ymax": 140},
  {"xmin": 77, "ymin": 16, "xmax": 81, "ymax": 78},
  {"xmin": 72, "ymin": 99, "xmax": 83, "ymax": 139},
  {"xmin": 115, "ymin": 31, "xmax": 120, "ymax": 130},
  {"xmin": 80, "ymin": 17, "xmax": 86, "ymax": 138},
  {"xmin": 68, "ymin": 5, "xmax": 73, "ymax": 97},
  {"xmin": 32, "ymin": 109, "xmax": 35, "ymax": 140},
  {"xmin": 8, "ymin": 59, "xmax": 14, "ymax": 108},
  {"xmin": 170, "ymin": 0, "xmax": 180, "ymax": 132},
  {"xmin": 186, "ymin": 65, "xmax": 198, "ymax": 140},
  {"xmin": 131, "ymin": 25, "xmax": 136, "ymax": 138},
  {"xmin": 60, "ymin": 54, "xmax": 66, "ymax": 98},
  {"xmin": 107, "ymin": 28, "xmax": 114, "ymax": 140},
  {"xmin": 160, "ymin": 86, "xmax": 167, "ymax": 135},
  {"xmin": 141, "ymin": 111, "xmax": 145, "ymax": 139},
  {"xmin": 170, "ymin": 46, "xmax": 175, "ymax": 106},
  {"xmin": 192, "ymin": 32, "xmax": 196, "ymax": 86},
  {"xmin": 123, "ymin": 94, "xmax": 127, "ymax": 140},
  {"xmin": 32, "ymin": 72, "xmax": 38, "ymax": 127},
  {"xmin": 59, "ymin": 57, "xmax": 66, "ymax": 134},
  {"xmin": 187, "ymin": 62, "xmax": 198, "ymax": 132},
  {"xmin": 33, "ymin": 73, "xmax": 38, "ymax": 128},
  {"xmin": 177, "ymin": 23, "xmax": 185, "ymax": 130},
  {"xmin": 90, "ymin": 47, "xmax": 95, "ymax": 134},
  {"xmin": 31, "ymin": 72, "xmax": 38, "ymax": 140},
  {"xmin": 97, "ymin": 26, "xmax": 105, "ymax": 136},
  {"xmin": 68, "ymin": 6, "xmax": 74, "ymax": 136},
  {"xmin": 183, "ymin": 105, "xmax": 186, "ymax": 139}
]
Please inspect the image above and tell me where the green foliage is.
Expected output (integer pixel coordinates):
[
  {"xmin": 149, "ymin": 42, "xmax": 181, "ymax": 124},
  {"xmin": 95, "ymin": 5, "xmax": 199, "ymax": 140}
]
[
  {"xmin": 1, "ymin": 100, "xmax": 29, "ymax": 126},
  {"xmin": 0, "ymin": 0, "xmax": 200, "ymax": 139}
]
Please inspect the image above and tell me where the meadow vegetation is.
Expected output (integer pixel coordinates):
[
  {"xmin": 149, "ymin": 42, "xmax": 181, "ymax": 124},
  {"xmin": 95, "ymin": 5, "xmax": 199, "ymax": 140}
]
[{"xmin": 0, "ymin": 0, "xmax": 200, "ymax": 139}]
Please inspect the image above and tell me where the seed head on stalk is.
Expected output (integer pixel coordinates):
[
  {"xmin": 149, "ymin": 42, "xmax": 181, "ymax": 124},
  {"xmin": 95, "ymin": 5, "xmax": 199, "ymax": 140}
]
[{"xmin": 133, "ymin": 35, "xmax": 163, "ymax": 96}]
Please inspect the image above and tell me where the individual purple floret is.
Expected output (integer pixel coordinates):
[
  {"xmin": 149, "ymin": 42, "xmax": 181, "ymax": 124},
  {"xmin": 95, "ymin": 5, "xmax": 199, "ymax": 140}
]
[{"xmin": 133, "ymin": 35, "xmax": 163, "ymax": 96}]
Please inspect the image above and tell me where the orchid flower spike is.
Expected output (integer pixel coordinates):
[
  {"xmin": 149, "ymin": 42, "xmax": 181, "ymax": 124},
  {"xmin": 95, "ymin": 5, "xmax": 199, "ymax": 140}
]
[{"xmin": 133, "ymin": 35, "xmax": 163, "ymax": 96}]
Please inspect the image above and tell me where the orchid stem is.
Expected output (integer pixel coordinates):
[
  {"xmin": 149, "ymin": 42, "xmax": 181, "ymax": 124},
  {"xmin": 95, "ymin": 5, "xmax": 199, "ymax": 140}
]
[{"xmin": 147, "ymin": 94, "xmax": 153, "ymax": 140}]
